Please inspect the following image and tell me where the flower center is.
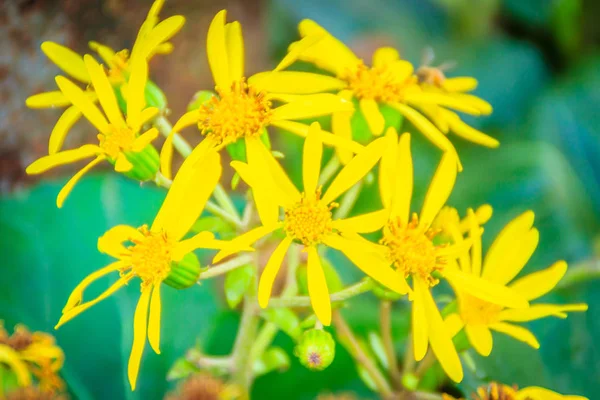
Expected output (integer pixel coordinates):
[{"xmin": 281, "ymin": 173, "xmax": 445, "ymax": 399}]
[
  {"xmin": 98, "ymin": 124, "xmax": 136, "ymax": 159},
  {"xmin": 473, "ymin": 382, "xmax": 518, "ymax": 400},
  {"xmin": 459, "ymin": 294, "xmax": 503, "ymax": 326},
  {"xmin": 108, "ymin": 49, "xmax": 130, "ymax": 83},
  {"xmin": 344, "ymin": 62, "xmax": 418, "ymax": 103},
  {"xmin": 198, "ymin": 80, "xmax": 273, "ymax": 146},
  {"xmin": 284, "ymin": 190, "xmax": 335, "ymax": 246},
  {"xmin": 128, "ymin": 225, "xmax": 174, "ymax": 289},
  {"xmin": 380, "ymin": 213, "xmax": 442, "ymax": 286}
]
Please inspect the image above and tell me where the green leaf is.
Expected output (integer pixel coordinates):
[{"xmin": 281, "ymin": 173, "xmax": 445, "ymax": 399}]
[
  {"xmin": 224, "ymin": 264, "xmax": 255, "ymax": 309},
  {"xmin": 253, "ymin": 347, "xmax": 291, "ymax": 377},
  {"xmin": 367, "ymin": 331, "xmax": 388, "ymax": 369},
  {"xmin": 145, "ymin": 80, "xmax": 168, "ymax": 110},
  {"xmin": 356, "ymin": 364, "xmax": 378, "ymax": 392},
  {"xmin": 166, "ymin": 358, "xmax": 199, "ymax": 381},
  {"xmin": 261, "ymin": 308, "xmax": 302, "ymax": 340},
  {"xmin": 187, "ymin": 90, "xmax": 215, "ymax": 112}
]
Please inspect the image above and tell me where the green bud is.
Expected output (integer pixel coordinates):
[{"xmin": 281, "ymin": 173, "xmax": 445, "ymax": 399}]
[
  {"xmin": 372, "ymin": 280, "xmax": 404, "ymax": 301},
  {"xmin": 164, "ymin": 252, "xmax": 203, "ymax": 290},
  {"xmin": 122, "ymin": 144, "xmax": 160, "ymax": 182},
  {"xmin": 294, "ymin": 329, "xmax": 335, "ymax": 371}
]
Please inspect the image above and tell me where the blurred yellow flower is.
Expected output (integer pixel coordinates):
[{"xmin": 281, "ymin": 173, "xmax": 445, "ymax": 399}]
[
  {"xmin": 25, "ymin": 0, "xmax": 184, "ymax": 154},
  {"xmin": 160, "ymin": 10, "xmax": 361, "ymax": 179},
  {"xmin": 443, "ymin": 209, "xmax": 587, "ymax": 356},
  {"xmin": 443, "ymin": 381, "xmax": 588, "ymax": 400},
  {"xmin": 212, "ymin": 123, "xmax": 406, "ymax": 326},
  {"xmin": 26, "ymin": 55, "xmax": 160, "ymax": 208},
  {"xmin": 55, "ymin": 146, "xmax": 224, "ymax": 390},
  {"xmin": 0, "ymin": 323, "xmax": 65, "ymax": 395}
]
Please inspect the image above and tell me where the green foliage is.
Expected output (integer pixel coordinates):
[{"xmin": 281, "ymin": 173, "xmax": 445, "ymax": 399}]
[{"xmin": 224, "ymin": 265, "xmax": 255, "ymax": 309}]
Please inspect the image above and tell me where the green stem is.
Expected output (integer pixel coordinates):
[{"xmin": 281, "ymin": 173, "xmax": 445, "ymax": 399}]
[
  {"xmin": 198, "ymin": 254, "xmax": 255, "ymax": 281},
  {"xmin": 334, "ymin": 179, "xmax": 363, "ymax": 220},
  {"xmin": 381, "ymin": 301, "xmax": 403, "ymax": 389},
  {"xmin": 414, "ymin": 392, "xmax": 443, "ymax": 400},
  {"xmin": 186, "ymin": 349, "xmax": 233, "ymax": 370},
  {"xmin": 318, "ymin": 155, "xmax": 341, "ymax": 186},
  {"xmin": 415, "ymin": 350, "xmax": 436, "ymax": 379},
  {"xmin": 268, "ymin": 279, "xmax": 375, "ymax": 308},
  {"xmin": 232, "ymin": 293, "xmax": 259, "ymax": 390},
  {"xmin": 154, "ymin": 115, "xmax": 193, "ymax": 156},
  {"xmin": 403, "ymin": 334, "xmax": 416, "ymax": 375},
  {"xmin": 213, "ymin": 183, "xmax": 242, "ymax": 225},
  {"xmin": 556, "ymin": 258, "xmax": 600, "ymax": 290},
  {"xmin": 333, "ymin": 310, "xmax": 394, "ymax": 398}
]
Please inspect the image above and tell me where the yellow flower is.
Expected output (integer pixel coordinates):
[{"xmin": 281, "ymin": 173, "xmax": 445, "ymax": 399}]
[
  {"xmin": 442, "ymin": 209, "xmax": 587, "ymax": 357},
  {"xmin": 25, "ymin": 0, "xmax": 184, "ymax": 154},
  {"xmin": 443, "ymin": 381, "xmax": 588, "ymax": 400},
  {"xmin": 369, "ymin": 128, "xmax": 528, "ymax": 382},
  {"xmin": 26, "ymin": 55, "xmax": 160, "ymax": 208},
  {"xmin": 213, "ymin": 122, "xmax": 406, "ymax": 326},
  {"xmin": 160, "ymin": 10, "xmax": 360, "ymax": 179},
  {"xmin": 272, "ymin": 20, "xmax": 494, "ymax": 168},
  {"xmin": 54, "ymin": 145, "xmax": 224, "ymax": 390},
  {"xmin": 0, "ymin": 323, "xmax": 65, "ymax": 395}
]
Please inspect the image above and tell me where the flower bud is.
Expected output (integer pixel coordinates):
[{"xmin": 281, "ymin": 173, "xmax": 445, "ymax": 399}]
[
  {"xmin": 294, "ymin": 329, "xmax": 335, "ymax": 371},
  {"xmin": 122, "ymin": 144, "xmax": 160, "ymax": 182},
  {"xmin": 164, "ymin": 252, "xmax": 203, "ymax": 290}
]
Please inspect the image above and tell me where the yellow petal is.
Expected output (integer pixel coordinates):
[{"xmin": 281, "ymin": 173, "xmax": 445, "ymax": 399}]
[
  {"xmin": 56, "ymin": 274, "xmax": 132, "ymax": 329},
  {"xmin": 173, "ymin": 232, "xmax": 226, "ymax": 260},
  {"xmin": 485, "ymin": 228, "xmax": 540, "ymax": 286},
  {"xmin": 26, "ymin": 91, "xmax": 70, "ymax": 109},
  {"xmin": 441, "ymin": 77, "xmax": 478, "ymax": 93},
  {"xmin": 391, "ymin": 132, "xmax": 413, "ymax": 223},
  {"xmin": 89, "ymin": 41, "xmax": 116, "ymax": 67},
  {"xmin": 419, "ymin": 151, "xmax": 457, "ymax": 228},
  {"xmin": 372, "ymin": 47, "xmax": 400, "ymax": 68},
  {"xmin": 416, "ymin": 104, "xmax": 450, "ymax": 133},
  {"xmin": 444, "ymin": 267, "xmax": 528, "ymax": 309},
  {"xmin": 148, "ymin": 284, "xmax": 162, "ymax": 354},
  {"xmin": 258, "ymin": 237, "xmax": 293, "ymax": 308},
  {"xmin": 489, "ymin": 322, "xmax": 539, "ymax": 349},
  {"xmin": 406, "ymin": 92, "xmax": 481, "ymax": 115},
  {"xmin": 452, "ymin": 93, "xmax": 493, "ymax": 115},
  {"xmin": 152, "ymin": 149, "xmax": 222, "ymax": 241},
  {"xmin": 0, "ymin": 345, "xmax": 32, "ymax": 386},
  {"xmin": 115, "ymin": 153, "xmax": 134, "ymax": 172},
  {"xmin": 56, "ymin": 76, "xmax": 110, "ymax": 134},
  {"xmin": 272, "ymin": 93, "xmax": 353, "ymax": 121},
  {"xmin": 466, "ymin": 209, "xmax": 483, "ymax": 276},
  {"xmin": 137, "ymin": 16, "xmax": 186, "ymax": 60},
  {"xmin": 57, "ymin": 155, "xmax": 105, "ymax": 208},
  {"xmin": 26, "ymin": 144, "xmax": 101, "ymax": 174},
  {"xmin": 98, "ymin": 224, "xmax": 143, "ymax": 258},
  {"xmin": 62, "ymin": 261, "xmax": 126, "ymax": 313},
  {"xmin": 126, "ymin": 57, "xmax": 149, "ymax": 132},
  {"xmin": 323, "ymin": 234, "xmax": 409, "ymax": 294},
  {"xmin": 276, "ymin": 33, "xmax": 325, "ymax": 72},
  {"xmin": 225, "ymin": 21, "xmax": 244, "ymax": 81},
  {"xmin": 322, "ymin": 136, "xmax": 387, "ymax": 204},
  {"xmin": 41, "ymin": 41, "xmax": 89, "ymax": 83},
  {"xmin": 379, "ymin": 128, "xmax": 398, "ymax": 209},
  {"xmin": 388, "ymin": 60, "xmax": 415, "ymax": 81},
  {"xmin": 517, "ymin": 387, "xmax": 587, "ymax": 400},
  {"xmin": 416, "ymin": 278, "xmax": 463, "ymax": 382},
  {"xmin": 213, "ymin": 224, "xmax": 280, "ymax": 264},
  {"xmin": 49, "ymin": 105, "xmax": 82, "ymax": 154},
  {"xmin": 499, "ymin": 303, "xmax": 587, "ymax": 322},
  {"xmin": 444, "ymin": 313, "xmax": 465, "ymax": 338},
  {"xmin": 128, "ymin": 285, "xmax": 152, "ymax": 391},
  {"xmin": 159, "ymin": 110, "xmax": 200, "ymax": 180},
  {"xmin": 303, "ymin": 122, "xmax": 323, "ymax": 194},
  {"xmin": 249, "ymin": 71, "xmax": 346, "ymax": 94},
  {"xmin": 509, "ymin": 260, "xmax": 567, "ymax": 301},
  {"xmin": 450, "ymin": 118, "xmax": 499, "ymax": 148},
  {"xmin": 331, "ymin": 91, "xmax": 355, "ymax": 165},
  {"xmin": 332, "ymin": 209, "xmax": 389, "ymax": 233},
  {"xmin": 307, "ymin": 247, "xmax": 332, "ymax": 326},
  {"xmin": 140, "ymin": 107, "xmax": 159, "ymax": 125},
  {"xmin": 132, "ymin": 128, "xmax": 159, "ymax": 152},
  {"xmin": 272, "ymin": 120, "xmax": 364, "ymax": 154},
  {"xmin": 465, "ymin": 324, "xmax": 493, "ymax": 356},
  {"xmin": 360, "ymin": 98, "xmax": 385, "ymax": 136},
  {"xmin": 207, "ymin": 10, "xmax": 231, "ymax": 90},
  {"xmin": 412, "ymin": 281, "xmax": 429, "ymax": 361},
  {"xmin": 84, "ymin": 55, "xmax": 126, "ymax": 128}
]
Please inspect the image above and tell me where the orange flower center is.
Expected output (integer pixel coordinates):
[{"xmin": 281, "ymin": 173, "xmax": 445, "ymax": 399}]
[
  {"xmin": 128, "ymin": 225, "xmax": 174, "ymax": 289},
  {"xmin": 98, "ymin": 125, "xmax": 136, "ymax": 160},
  {"xmin": 473, "ymin": 382, "xmax": 518, "ymax": 400},
  {"xmin": 198, "ymin": 80, "xmax": 273, "ymax": 145},
  {"xmin": 284, "ymin": 190, "xmax": 336, "ymax": 246},
  {"xmin": 344, "ymin": 62, "xmax": 418, "ymax": 103},
  {"xmin": 108, "ymin": 49, "xmax": 130, "ymax": 83}
]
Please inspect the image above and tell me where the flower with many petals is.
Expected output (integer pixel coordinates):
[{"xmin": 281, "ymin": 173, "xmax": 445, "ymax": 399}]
[{"xmin": 443, "ymin": 381, "xmax": 588, "ymax": 400}]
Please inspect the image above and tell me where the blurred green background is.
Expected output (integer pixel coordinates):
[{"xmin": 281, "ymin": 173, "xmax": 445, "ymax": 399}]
[{"xmin": 1, "ymin": 0, "xmax": 599, "ymax": 398}]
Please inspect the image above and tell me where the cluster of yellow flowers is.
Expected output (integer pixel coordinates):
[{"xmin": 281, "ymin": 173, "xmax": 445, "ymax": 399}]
[{"xmin": 23, "ymin": 1, "xmax": 588, "ymax": 398}]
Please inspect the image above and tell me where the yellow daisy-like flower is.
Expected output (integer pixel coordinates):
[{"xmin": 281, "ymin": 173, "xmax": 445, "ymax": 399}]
[
  {"xmin": 25, "ymin": 0, "xmax": 184, "ymax": 154},
  {"xmin": 26, "ymin": 55, "xmax": 160, "ymax": 208},
  {"xmin": 54, "ymin": 146, "xmax": 224, "ymax": 391},
  {"xmin": 213, "ymin": 123, "xmax": 406, "ymax": 326},
  {"xmin": 160, "ymin": 10, "xmax": 361, "ymax": 179},
  {"xmin": 442, "ymin": 209, "xmax": 587, "ymax": 356},
  {"xmin": 365, "ymin": 128, "xmax": 528, "ymax": 382},
  {"xmin": 270, "ymin": 20, "xmax": 493, "ymax": 168},
  {"xmin": 443, "ymin": 381, "xmax": 588, "ymax": 400},
  {"xmin": 0, "ymin": 323, "xmax": 65, "ymax": 395}
]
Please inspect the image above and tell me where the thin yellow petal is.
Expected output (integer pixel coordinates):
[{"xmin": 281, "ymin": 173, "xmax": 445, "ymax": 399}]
[
  {"xmin": 115, "ymin": 153, "xmax": 133, "ymax": 172},
  {"xmin": 517, "ymin": 387, "xmax": 587, "ymax": 400},
  {"xmin": 128, "ymin": 285, "xmax": 152, "ymax": 391},
  {"xmin": 272, "ymin": 120, "xmax": 364, "ymax": 154},
  {"xmin": 442, "ymin": 110, "xmax": 499, "ymax": 148},
  {"xmin": 466, "ymin": 209, "xmax": 483, "ymax": 276},
  {"xmin": 89, "ymin": 41, "xmax": 116, "ymax": 67},
  {"xmin": 49, "ymin": 105, "xmax": 82, "ymax": 154},
  {"xmin": 407, "ymin": 92, "xmax": 481, "ymax": 115},
  {"xmin": 360, "ymin": 98, "xmax": 385, "ymax": 136},
  {"xmin": 307, "ymin": 247, "xmax": 332, "ymax": 326},
  {"xmin": 84, "ymin": 55, "xmax": 126, "ymax": 128},
  {"xmin": 41, "ymin": 41, "xmax": 89, "ymax": 83},
  {"xmin": 391, "ymin": 132, "xmax": 413, "ymax": 223},
  {"xmin": 419, "ymin": 151, "xmax": 457, "ymax": 228},
  {"xmin": 379, "ymin": 128, "xmax": 398, "ymax": 209},
  {"xmin": 444, "ymin": 313, "xmax": 465, "ymax": 338},
  {"xmin": 441, "ymin": 77, "xmax": 478, "ymax": 93},
  {"xmin": 148, "ymin": 284, "xmax": 162, "ymax": 354},
  {"xmin": 259, "ymin": 237, "xmax": 293, "ymax": 308},
  {"xmin": 173, "ymin": 232, "xmax": 226, "ymax": 260},
  {"xmin": 489, "ymin": 322, "xmax": 539, "ymax": 349},
  {"xmin": 276, "ymin": 33, "xmax": 325, "ymax": 72},
  {"xmin": 452, "ymin": 93, "xmax": 493, "ymax": 115},
  {"xmin": 26, "ymin": 91, "xmax": 70, "ymax": 109},
  {"xmin": 0, "ymin": 345, "xmax": 32, "ymax": 386},
  {"xmin": 98, "ymin": 224, "xmax": 143, "ymax": 258},
  {"xmin": 303, "ymin": 122, "xmax": 323, "ymax": 194},
  {"xmin": 26, "ymin": 144, "xmax": 100, "ymax": 174},
  {"xmin": 159, "ymin": 110, "xmax": 200, "ymax": 180},
  {"xmin": 372, "ymin": 47, "xmax": 400, "ymax": 68},
  {"xmin": 225, "ymin": 21, "xmax": 244, "ymax": 81},
  {"xmin": 272, "ymin": 93, "xmax": 353, "ymax": 121},
  {"xmin": 213, "ymin": 224, "xmax": 280, "ymax": 264},
  {"xmin": 331, "ymin": 91, "xmax": 355, "ymax": 165},
  {"xmin": 417, "ymin": 104, "xmax": 450, "ymax": 133},
  {"xmin": 137, "ymin": 16, "xmax": 186, "ymax": 60},
  {"xmin": 388, "ymin": 60, "xmax": 414, "ymax": 81},
  {"xmin": 509, "ymin": 260, "xmax": 567, "ymax": 301},
  {"xmin": 126, "ymin": 57, "xmax": 149, "ymax": 132},
  {"xmin": 207, "ymin": 10, "xmax": 231, "ymax": 89},
  {"xmin": 140, "ymin": 107, "xmax": 159, "ymax": 125},
  {"xmin": 132, "ymin": 128, "xmax": 159, "ymax": 152},
  {"xmin": 412, "ymin": 282, "xmax": 429, "ymax": 361},
  {"xmin": 57, "ymin": 155, "xmax": 105, "ymax": 208},
  {"xmin": 486, "ymin": 228, "xmax": 540, "ymax": 286},
  {"xmin": 56, "ymin": 76, "xmax": 110, "ymax": 134},
  {"xmin": 249, "ymin": 71, "xmax": 346, "ymax": 94},
  {"xmin": 322, "ymin": 136, "xmax": 387, "ymax": 204},
  {"xmin": 465, "ymin": 324, "xmax": 493, "ymax": 356},
  {"xmin": 499, "ymin": 303, "xmax": 587, "ymax": 322},
  {"xmin": 332, "ymin": 209, "xmax": 389, "ymax": 233}
]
